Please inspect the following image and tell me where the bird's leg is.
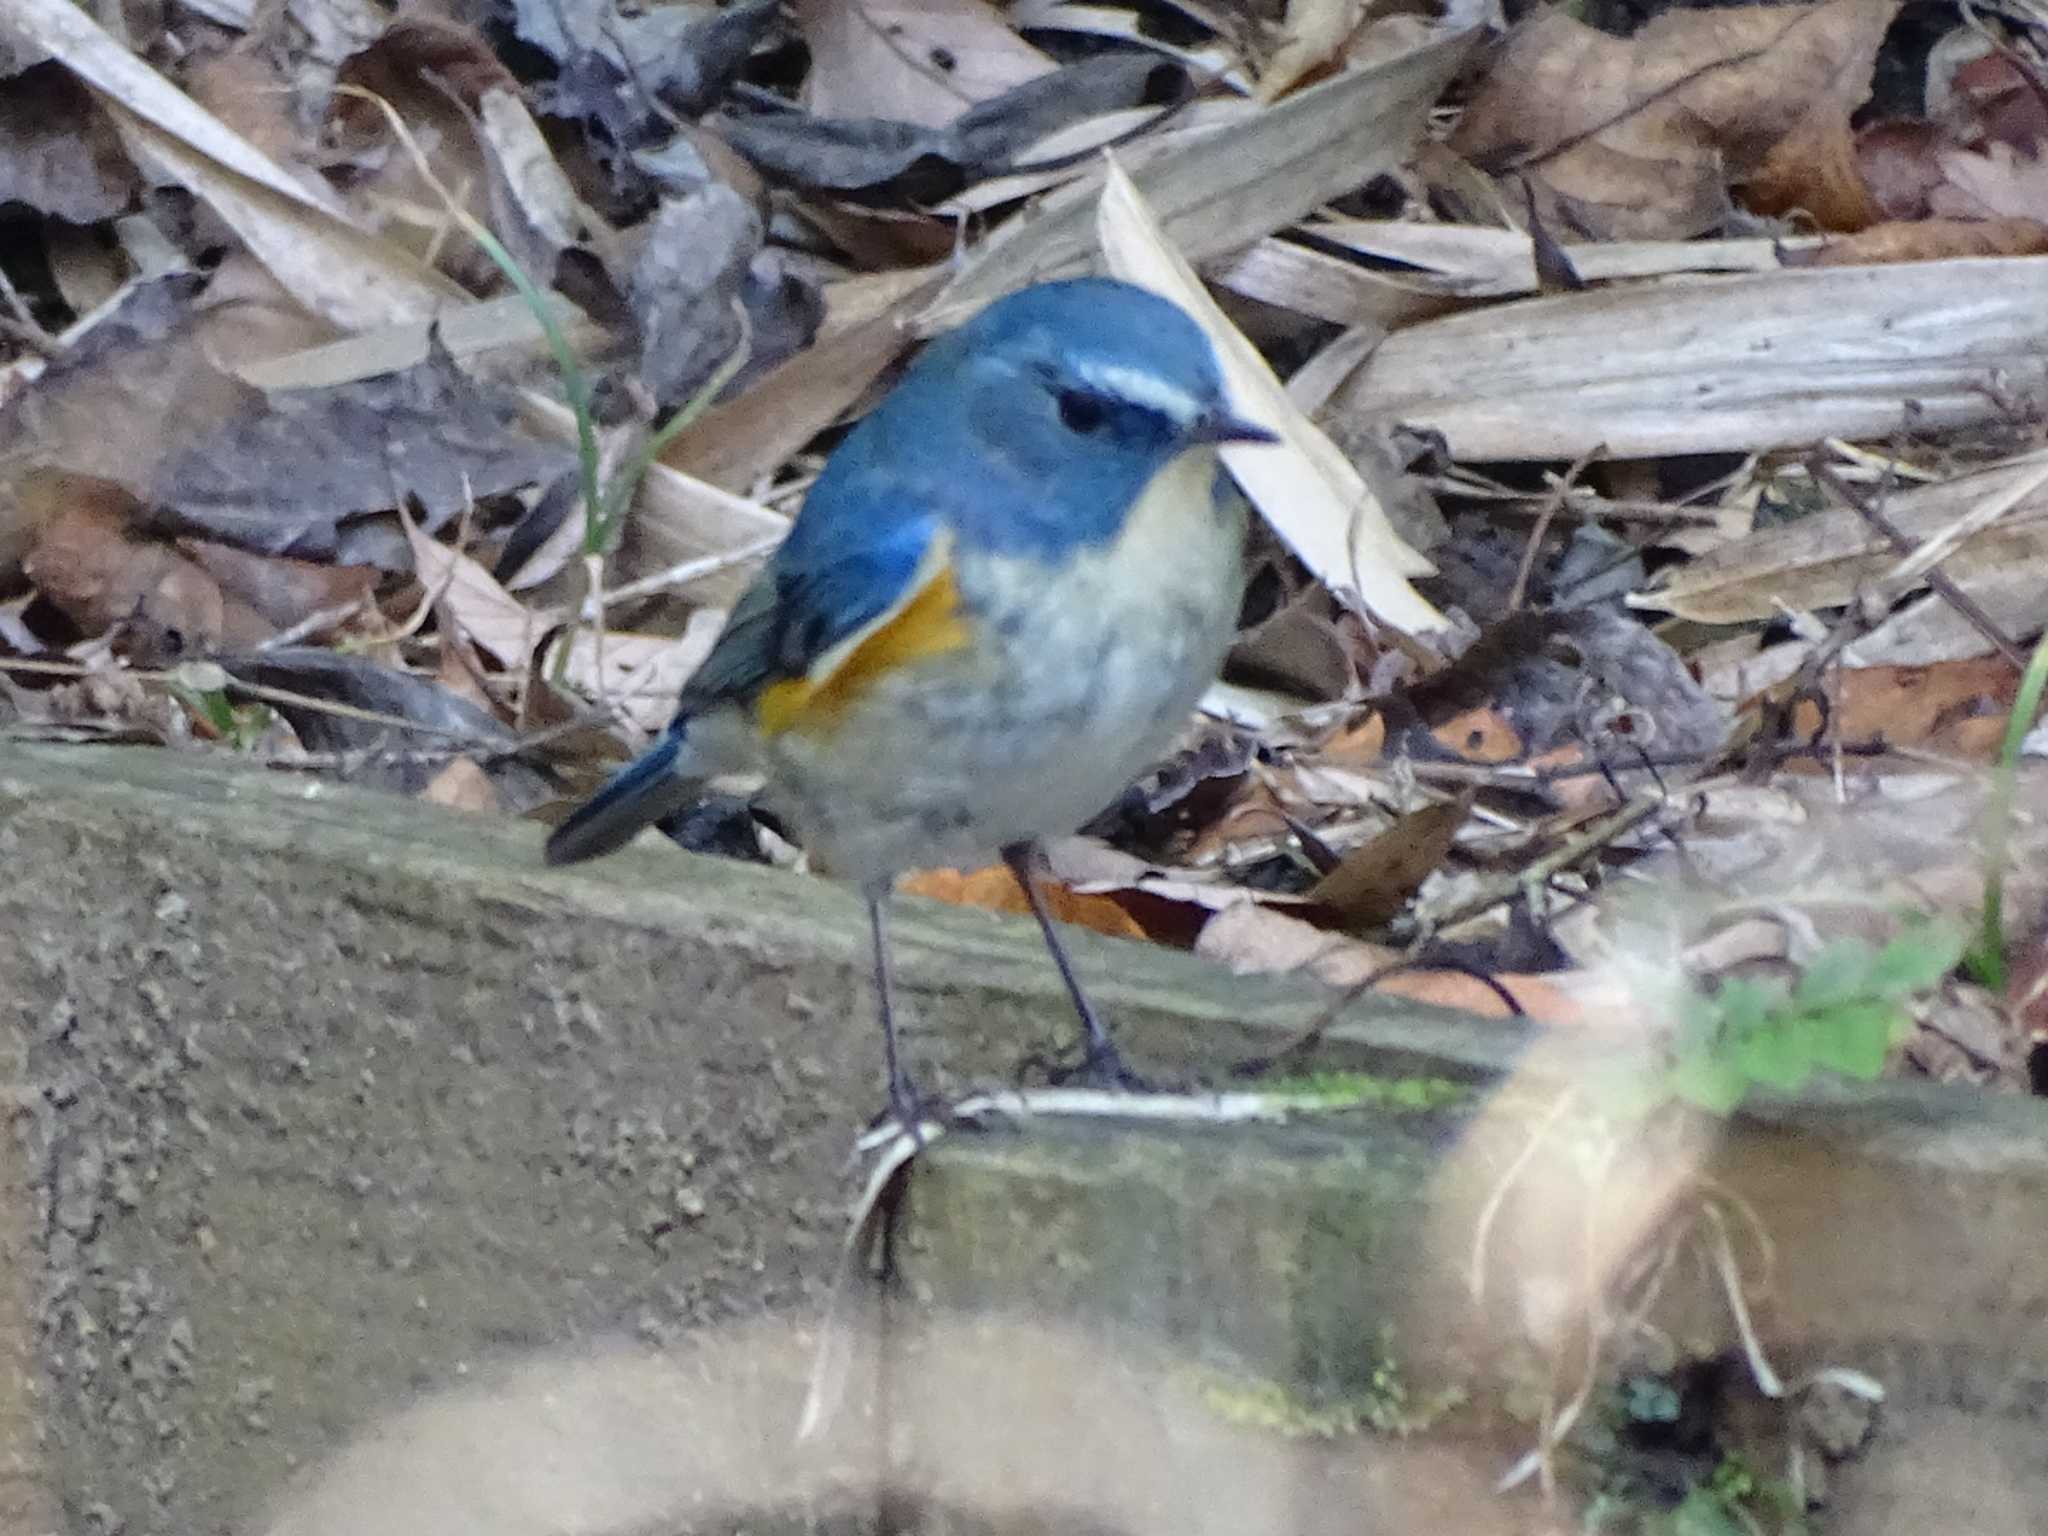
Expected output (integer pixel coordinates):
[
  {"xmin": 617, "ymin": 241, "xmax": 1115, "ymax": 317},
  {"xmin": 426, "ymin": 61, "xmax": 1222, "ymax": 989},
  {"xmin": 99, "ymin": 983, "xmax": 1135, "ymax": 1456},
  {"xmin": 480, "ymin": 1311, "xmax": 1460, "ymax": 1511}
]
[
  {"xmin": 1001, "ymin": 841, "xmax": 1144, "ymax": 1089},
  {"xmin": 868, "ymin": 890, "xmax": 929, "ymax": 1135}
]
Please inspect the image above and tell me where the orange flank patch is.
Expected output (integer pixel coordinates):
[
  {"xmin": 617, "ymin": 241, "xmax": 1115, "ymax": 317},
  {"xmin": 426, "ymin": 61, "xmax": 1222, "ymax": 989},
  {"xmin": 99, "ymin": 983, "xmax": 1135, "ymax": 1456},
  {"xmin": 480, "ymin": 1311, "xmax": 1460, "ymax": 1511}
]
[{"xmin": 755, "ymin": 564, "xmax": 970, "ymax": 735}]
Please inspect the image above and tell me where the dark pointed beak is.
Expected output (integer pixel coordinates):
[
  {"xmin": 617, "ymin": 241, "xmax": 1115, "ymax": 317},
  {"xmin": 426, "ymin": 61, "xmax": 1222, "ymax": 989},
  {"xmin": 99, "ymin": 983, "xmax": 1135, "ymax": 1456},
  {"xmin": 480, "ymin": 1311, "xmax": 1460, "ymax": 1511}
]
[{"xmin": 1187, "ymin": 410, "xmax": 1279, "ymax": 447}]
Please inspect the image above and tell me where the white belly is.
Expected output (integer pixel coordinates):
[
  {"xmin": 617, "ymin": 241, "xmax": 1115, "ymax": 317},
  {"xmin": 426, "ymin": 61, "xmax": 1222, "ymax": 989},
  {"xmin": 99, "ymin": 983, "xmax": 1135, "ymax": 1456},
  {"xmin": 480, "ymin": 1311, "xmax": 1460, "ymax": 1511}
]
[{"xmin": 766, "ymin": 451, "xmax": 1246, "ymax": 887}]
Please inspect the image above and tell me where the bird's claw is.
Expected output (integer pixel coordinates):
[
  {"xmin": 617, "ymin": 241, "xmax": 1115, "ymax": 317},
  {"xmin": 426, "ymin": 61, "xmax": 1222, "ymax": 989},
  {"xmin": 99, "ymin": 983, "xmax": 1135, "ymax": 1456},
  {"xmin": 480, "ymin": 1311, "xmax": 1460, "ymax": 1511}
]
[
  {"xmin": 873, "ymin": 1076, "xmax": 974, "ymax": 1145},
  {"xmin": 1019, "ymin": 1039, "xmax": 1154, "ymax": 1093}
]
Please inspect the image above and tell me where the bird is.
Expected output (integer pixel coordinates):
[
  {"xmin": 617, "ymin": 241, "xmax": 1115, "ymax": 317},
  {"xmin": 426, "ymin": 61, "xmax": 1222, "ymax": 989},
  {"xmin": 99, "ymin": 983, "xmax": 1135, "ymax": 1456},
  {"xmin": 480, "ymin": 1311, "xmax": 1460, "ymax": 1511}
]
[{"xmin": 545, "ymin": 277, "xmax": 1275, "ymax": 1126}]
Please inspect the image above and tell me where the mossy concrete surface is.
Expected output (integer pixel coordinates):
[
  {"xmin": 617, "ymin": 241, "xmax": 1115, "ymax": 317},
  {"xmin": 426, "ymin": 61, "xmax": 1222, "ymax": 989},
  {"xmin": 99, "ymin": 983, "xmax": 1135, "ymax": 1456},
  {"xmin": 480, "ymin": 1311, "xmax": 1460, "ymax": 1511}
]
[
  {"xmin": 900, "ymin": 1067, "xmax": 2048, "ymax": 1533},
  {"xmin": 0, "ymin": 741, "xmax": 1482, "ymax": 1534},
  {"xmin": 1, "ymin": 743, "xmax": 2046, "ymax": 1535}
]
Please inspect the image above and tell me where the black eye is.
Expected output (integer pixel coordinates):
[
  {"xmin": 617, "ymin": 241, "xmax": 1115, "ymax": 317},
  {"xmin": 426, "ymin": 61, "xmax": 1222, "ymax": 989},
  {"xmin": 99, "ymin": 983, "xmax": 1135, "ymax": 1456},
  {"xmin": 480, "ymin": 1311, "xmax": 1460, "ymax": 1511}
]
[{"xmin": 1057, "ymin": 390, "xmax": 1108, "ymax": 434}]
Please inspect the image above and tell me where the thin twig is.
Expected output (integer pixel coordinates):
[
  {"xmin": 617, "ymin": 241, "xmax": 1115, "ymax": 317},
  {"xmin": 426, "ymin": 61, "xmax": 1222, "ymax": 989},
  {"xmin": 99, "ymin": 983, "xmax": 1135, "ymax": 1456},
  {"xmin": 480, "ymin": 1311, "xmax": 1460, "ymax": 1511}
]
[
  {"xmin": 580, "ymin": 534, "xmax": 783, "ymax": 620},
  {"xmin": 1809, "ymin": 457, "xmax": 2028, "ymax": 668},
  {"xmin": 1701, "ymin": 1199, "xmax": 1785, "ymax": 1398},
  {"xmin": 0, "ymin": 262, "xmax": 55, "ymax": 353},
  {"xmin": 0, "ymin": 312, "xmax": 60, "ymax": 360},
  {"xmin": 253, "ymin": 595, "xmax": 373, "ymax": 651},
  {"xmin": 0, "ymin": 655, "xmax": 505, "ymax": 744},
  {"xmin": 1425, "ymin": 791, "xmax": 1667, "ymax": 934},
  {"xmin": 1508, "ymin": 447, "xmax": 1600, "ymax": 612},
  {"xmin": 1468, "ymin": 1088, "xmax": 1580, "ymax": 1306}
]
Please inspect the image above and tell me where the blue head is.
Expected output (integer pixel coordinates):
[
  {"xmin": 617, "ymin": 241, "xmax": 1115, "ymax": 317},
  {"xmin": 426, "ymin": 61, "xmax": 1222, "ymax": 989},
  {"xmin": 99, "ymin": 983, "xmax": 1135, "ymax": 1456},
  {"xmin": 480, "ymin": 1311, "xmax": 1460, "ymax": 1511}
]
[{"xmin": 811, "ymin": 278, "xmax": 1273, "ymax": 559}]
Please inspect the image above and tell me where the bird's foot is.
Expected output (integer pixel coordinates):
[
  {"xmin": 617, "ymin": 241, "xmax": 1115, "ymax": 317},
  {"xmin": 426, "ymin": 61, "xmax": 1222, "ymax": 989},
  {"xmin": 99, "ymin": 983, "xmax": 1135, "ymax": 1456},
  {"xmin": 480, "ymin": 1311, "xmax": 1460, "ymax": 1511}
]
[
  {"xmin": 1022, "ymin": 1038, "xmax": 1158, "ymax": 1093},
  {"xmin": 870, "ymin": 1073, "xmax": 968, "ymax": 1145}
]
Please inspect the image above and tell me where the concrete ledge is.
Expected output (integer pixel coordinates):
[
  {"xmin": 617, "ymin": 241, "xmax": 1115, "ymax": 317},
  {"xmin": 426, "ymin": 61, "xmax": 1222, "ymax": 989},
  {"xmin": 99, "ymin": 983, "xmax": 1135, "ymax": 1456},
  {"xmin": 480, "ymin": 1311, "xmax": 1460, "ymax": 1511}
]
[
  {"xmin": 0, "ymin": 742, "xmax": 1484, "ymax": 1532},
  {"xmin": 2, "ymin": 743, "xmax": 2045, "ymax": 1533}
]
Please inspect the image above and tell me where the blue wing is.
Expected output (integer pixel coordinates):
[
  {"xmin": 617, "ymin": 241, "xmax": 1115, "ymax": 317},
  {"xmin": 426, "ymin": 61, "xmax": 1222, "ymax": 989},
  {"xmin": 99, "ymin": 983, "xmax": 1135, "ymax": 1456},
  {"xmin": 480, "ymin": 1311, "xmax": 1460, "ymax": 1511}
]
[
  {"xmin": 543, "ymin": 727, "xmax": 695, "ymax": 864},
  {"xmin": 683, "ymin": 509, "xmax": 942, "ymax": 712},
  {"xmin": 544, "ymin": 474, "xmax": 942, "ymax": 866}
]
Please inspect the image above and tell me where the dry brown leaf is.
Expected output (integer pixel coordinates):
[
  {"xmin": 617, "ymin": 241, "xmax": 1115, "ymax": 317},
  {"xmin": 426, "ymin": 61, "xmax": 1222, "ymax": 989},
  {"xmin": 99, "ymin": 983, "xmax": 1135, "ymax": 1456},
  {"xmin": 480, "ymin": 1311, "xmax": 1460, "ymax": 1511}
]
[
  {"xmin": 475, "ymin": 85, "xmax": 625, "ymax": 279},
  {"xmin": 1767, "ymin": 656, "xmax": 2020, "ymax": 761},
  {"xmin": 421, "ymin": 756, "xmax": 501, "ymax": 814},
  {"xmin": 3, "ymin": 466, "xmax": 86, "ymax": 586},
  {"xmin": 515, "ymin": 392, "xmax": 789, "ymax": 608},
  {"xmin": 797, "ymin": 0, "xmax": 1054, "ymax": 128},
  {"xmin": 180, "ymin": 47, "xmax": 305, "ymax": 172},
  {"xmin": 154, "ymin": 335, "xmax": 563, "ymax": 559},
  {"xmin": 1305, "ymin": 798, "xmax": 1467, "ymax": 932},
  {"xmin": 790, "ymin": 202, "xmax": 955, "ymax": 271},
  {"xmin": 1426, "ymin": 706, "xmax": 1525, "ymax": 764},
  {"xmin": 330, "ymin": 38, "xmax": 499, "ymax": 279},
  {"xmin": 820, "ymin": 267, "xmax": 951, "ymax": 332},
  {"xmin": 13, "ymin": 0, "xmax": 336, "ymax": 209},
  {"xmin": 1233, "ymin": 597, "xmax": 1356, "ymax": 701},
  {"xmin": 0, "ymin": 54, "xmax": 137, "ymax": 222},
  {"xmin": 900, "ymin": 865, "xmax": 1148, "ymax": 941},
  {"xmin": 1453, "ymin": 0, "xmax": 1900, "ymax": 239},
  {"xmin": 661, "ymin": 269, "xmax": 945, "ymax": 492},
  {"xmin": 1258, "ymin": 0, "xmax": 1367, "ymax": 102},
  {"xmin": 1319, "ymin": 712, "xmax": 1387, "ymax": 766},
  {"xmin": 545, "ymin": 618, "xmax": 726, "ymax": 736},
  {"xmin": 26, "ymin": 496, "xmax": 272, "ymax": 652},
  {"xmin": 331, "ymin": 19, "xmax": 518, "ymax": 129},
  {"xmin": 1745, "ymin": 100, "xmax": 1880, "ymax": 230},
  {"xmin": 1854, "ymin": 118, "xmax": 1952, "ymax": 220},
  {"xmin": 1095, "ymin": 158, "xmax": 1442, "ymax": 633},
  {"xmin": 1334, "ymin": 258, "xmax": 2048, "ymax": 460},
  {"xmin": 402, "ymin": 513, "xmax": 558, "ymax": 672},
  {"xmin": 433, "ymin": 623, "xmax": 502, "ymax": 718},
  {"xmin": 926, "ymin": 25, "xmax": 1473, "ymax": 323},
  {"xmin": 100, "ymin": 122, "xmax": 435, "ymax": 322},
  {"xmin": 177, "ymin": 541, "xmax": 378, "ymax": 633},
  {"xmin": 1193, "ymin": 902, "xmax": 1578, "ymax": 1022},
  {"xmin": 0, "ymin": 279, "xmax": 306, "ymax": 582},
  {"xmin": 1798, "ymin": 216, "xmax": 2048, "ymax": 265},
  {"xmin": 1035, "ymin": 837, "xmax": 1323, "ymax": 952},
  {"xmin": 1694, "ymin": 571, "xmax": 2048, "ymax": 700},
  {"xmin": 943, "ymin": 100, "xmax": 1256, "ymax": 215},
  {"xmin": 1640, "ymin": 453, "xmax": 2048, "ymax": 623},
  {"xmin": 233, "ymin": 292, "xmax": 601, "ymax": 393},
  {"xmin": 329, "ymin": 18, "xmax": 527, "ymax": 258},
  {"xmin": 1932, "ymin": 141, "xmax": 2048, "ymax": 222},
  {"xmin": 1940, "ymin": 47, "xmax": 2048, "ymax": 151},
  {"xmin": 602, "ymin": 467, "xmax": 788, "ymax": 610},
  {"xmin": 1384, "ymin": 610, "xmax": 1725, "ymax": 792},
  {"xmin": 44, "ymin": 220, "xmax": 129, "ymax": 316},
  {"xmin": 15, "ymin": 0, "xmax": 458, "ymax": 330}
]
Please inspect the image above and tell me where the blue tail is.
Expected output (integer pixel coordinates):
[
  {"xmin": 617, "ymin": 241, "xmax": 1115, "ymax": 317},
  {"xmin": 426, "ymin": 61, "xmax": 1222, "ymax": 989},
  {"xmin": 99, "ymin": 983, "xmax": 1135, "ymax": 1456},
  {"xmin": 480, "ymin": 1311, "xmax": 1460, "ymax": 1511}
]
[{"xmin": 544, "ymin": 729, "xmax": 697, "ymax": 865}]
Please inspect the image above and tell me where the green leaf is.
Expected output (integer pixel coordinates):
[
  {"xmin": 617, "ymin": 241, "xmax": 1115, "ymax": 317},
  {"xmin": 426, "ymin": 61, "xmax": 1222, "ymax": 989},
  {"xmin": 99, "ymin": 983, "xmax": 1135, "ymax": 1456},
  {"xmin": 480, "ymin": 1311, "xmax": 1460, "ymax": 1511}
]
[
  {"xmin": 1669, "ymin": 1044, "xmax": 1747, "ymax": 1115},
  {"xmin": 1722, "ymin": 975, "xmax": 1787, "ymax": 1026},
  {"xmin": 1660, "ymin": 917, "xmax": 1959, "ymax": 1119},
  {"xmin": 1622, "ymin": 1374, "xmax": 1680, "ymax": 1424},
  {"xmin": 1706, "ymin": 1454, "xmax": 1760, "ymax": 1503},
  {"xmin": 1806, "ymin": 1001, "xmax": 1900, "ymax": 1079},
  {"xmin": 1792, "ymin": 938, "xmax": 1877, "ymax": 1011},
  {"xmin": 1667, "ymin": 1487, "xmax": 1745, "ymax": 1536},
  {"xmin": 1864, "ymin": 922, "xmax": 1965, "ymax": 996},
  {"xmin": 1731, "ymin": 1017, "xmax": 1813, "ymax": 1090}
]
